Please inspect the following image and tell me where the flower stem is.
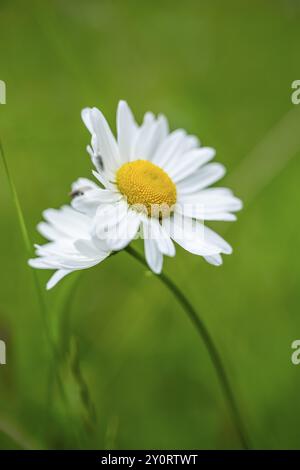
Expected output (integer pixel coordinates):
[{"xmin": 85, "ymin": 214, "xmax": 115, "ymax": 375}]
[
  {"xmin": 0, "ymin": 140, "xmax": 80, "ymax": 446},
  {"xmin": 125, "ymin": 245, "xmax": 250, "ymax": 450}
]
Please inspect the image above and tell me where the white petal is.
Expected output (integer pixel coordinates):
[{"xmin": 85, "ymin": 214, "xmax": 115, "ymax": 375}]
[
  {"xmin": 152, "ymin": 129, "xmax": 186, "ymax": 167},
  {"xmin": 37, "ymin": 222, "xmax": 62, "ymax": 241},
  {"xmin": 117, "ymin": 100, "xmax": 138, "ymax": 163},
  {"xmin": 46, "ymin": 269, "xmax": 73, "ymax": 290},
  {"xmin": 93, "ymin": 200, "xmax": 128, "ymax": 239},
  {"xmin": 178, "ymin": 188, "xmax": 242, "ymax": 214},
  {"xmin": 156, "ymin": 114, "xmax": 169, "ymax": 143},
  {"xmin": 29, "ymin": 258, "xmax": 53, "ymax": 269},
  {"xmin": 202, "ymin": 225, "xmax": 232, "ymax": 254},
  {"xmin": 82, "ymin": 109, "xmax": 114, "ymax": 178},
  {"xmin": 201, "ymin": 212, "xmax": 237, "ymax": 221},
  {"xmin": 162, "ymin": 214, "xmax": 221, "ymax": 257},
  {"xmin": 74, "ymin": 236, "xmax": 110, "ymax": 258},
  {"xmin": 145, "ymin": 218, "xmax": 175, "ymax": 257},
  {"xmin": 167, "ymin": 214, "xmax": 232, "ymax": 254},
  {"xmin": 106, "ymin": 210, "xmax": 141, "ymax": 251},
  {"xmin": 154, "ymin": 132, "xmax": 199, "ymax": 174},
  {"xmin": 71, "ymin": 188, "xmax": 121, "ymax": 216},
  {"xmin": 43, "ymin": 206, "xmax": 91, "ymax": 238},
  {"xmin": 175, "ymin": 201, "xmax": 240, "ymax": 221},
  {"xmin": 34, "ymin": 241, "xmax": 76, "ymax": 258},
  {"xmin": 81, "ymin": 108, "xmax": 94, "ymax": 134},
  {"xmin": 179, "ymin": 187, "xmax": 233, "ymax": 204},
  {"xmin": 92, "ymin": 170, "xmax": 115, "ymax": 189},
  {"xmin": 204, "ymin": 254, "xmax": 223, "ymax": 266},
  {"xmin": 131, "ymin": 114, "xmax": 167, "ymax": 161},
  {"xmin": 74, "ymin": 239, "xmax": 100, "ymax": 258},
  {"xmin": 143, "ymin": 235, "xmax": 163, "ymax": 274},
  {"xmin": 71, "ymin": 177, "xmax": 99, "ymax": 193},
  {"xmin": 177, "ymin": 163, "xmax": 226, "ymax": 194},
  {"xmin": 171, "ymin": 147, "xmax": 216, "ymax": 183},
  {"xmin": 91, "ymin": 107, "xmax": 120, "ymax": 158},
  {"xmin": 87, "ymin": 144, "xmax": 114, "ymax": 179},
  {"xmin": 88, "ymin": 107, "xmax": 121, "ymax": 172}
]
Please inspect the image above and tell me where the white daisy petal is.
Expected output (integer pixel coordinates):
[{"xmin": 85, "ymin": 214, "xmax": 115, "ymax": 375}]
[
  {"xmin": 87, "ymin": 143, "xmax": 111, "ymax": 178},
  {"xmin": 43, "ymin": 206, "xmax": 92, "ymax": 238},
  {"xmin": 90, "ymin": 107, "xmax": 121, "ymax": 167},
  {"xmin": 29, "ymin": 258, "xmax": 53, "ymax": 269},
  {"xmin": 171, "ymin": 147, "xmax": 216, "ymax": 183},
  {"xmin": 71, "ymin": 177, "xmax": 99, "ymax": 193},
  {"xmin": 179, "ymin": 187, "xmax": 232, "ymax": 203},
  {"xmin": 72, "ymin": 188, "xmax": 121, "ymax": 216},
  {"xmin": 151, "ymin": 129, "xmax": 186, "ymax": 168},
  {"xmin": 117, "ymin": 100, "xmax": 138, "ymax": 163},
  {"xmin": 200, "ymin": 212, "xmax": 237, "ymax": 221},
  {"xmin": 143, "ymin": 234, "xmax": 163, "ymax": 274},
  {"xmin": 34, "ymin": 241, "xmax": 75, "ymax": 258},
  {"xmin": 170, "ymin": 218, "xmax": 232, "ymax": 255},
  {"xmin": 202, "ymin": 225, "xmax": 232, "ymax": 254},
  {"xmin": 92, "ymin": 170, "xmax": 115, "ymax": 189},
  {"xmin": 175, "ymin": 202, "xmax": 239, "ymax": 222},
  {"xmin": 92, "ymin": 200, "xmax": 128, "ymax": 239},
  {"xmin": 177, "ymin": 163, "xmax": 226, "ymax": 194},
  {"xmin": 106, "ymin": 209, "xmax": 141, "ymax": 251},
  {"xmin": 131, "ymin": 114, "xmax": 167, "ymax": 161},
  {"xmin": 82, "ymin": 111, "xmax": 113, "ymax": 177},
  {"xmin": 145, "ymin": 218, "xmax": 175, "ymax": 257},
  {"xmin": 81, "ymin": 108, "xmax": 94, "ymax": 134},
  {"xmin": 204, "ymin": 254, "xmax": 223, "ymax": 266},
  {"xmin": 155, "ymin": 133, "xmax": 200, "ymax": 175},
  {"xmin": 156, "ymin": 114, "xmax": 169, "ymax": 143},
  {"xmin": 178, "ymin": 188, "xmax": 242, "ymax": 213},
  {"xmin": 162, "ymin": 214, "xmax": 222, "ymax": 257},
  {"xmin": 74, "ymin": 239, "xmax": 101, "ymax": 258},
  {"xmin": 37, "ymin": 222, "xmax": 63, "ymax": 241},
  {"xmin": 82, "ymin": 107, "xmax": 121, "ymax": 175},
  {"xmin": 46, "ymin": 269, "xmax": 73, "ymax": 290}
]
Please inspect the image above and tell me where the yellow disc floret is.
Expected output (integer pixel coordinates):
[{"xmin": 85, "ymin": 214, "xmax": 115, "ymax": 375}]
[{"xmin": 116, "ymin": 160, "xmax": 177, "ymax": 217}]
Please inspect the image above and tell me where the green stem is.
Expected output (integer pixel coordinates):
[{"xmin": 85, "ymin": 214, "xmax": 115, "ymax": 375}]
[
  {"xmin": 0, "ymin": 141, "xmax": 53, "ymax": 347},
  {"xmin": 0, "ymin": 140, "xmax": 79, "ymax": 445},
  {"xmin": 125, "ymin": 245, "xmax": 250, "ymax": 450}
]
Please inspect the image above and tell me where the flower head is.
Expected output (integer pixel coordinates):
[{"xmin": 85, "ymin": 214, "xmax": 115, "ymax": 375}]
[{"xmin": 29, "ymin": 100, "xmax": 242, "ymax": 288}]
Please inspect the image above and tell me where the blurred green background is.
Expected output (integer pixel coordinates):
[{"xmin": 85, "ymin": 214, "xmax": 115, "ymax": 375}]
[{"xmin": 1, "ymin": 0, "xmax": 300, "ymax": 450}]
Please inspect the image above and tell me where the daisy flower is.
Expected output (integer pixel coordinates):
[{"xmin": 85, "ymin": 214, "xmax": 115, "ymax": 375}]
[
  {"xmin": 72, "ymin": 100, "xmax": 242, "ymax": 273},
  {"xmin": 28, "ymin": 197, "xmax": 110, "ymax": 289}
]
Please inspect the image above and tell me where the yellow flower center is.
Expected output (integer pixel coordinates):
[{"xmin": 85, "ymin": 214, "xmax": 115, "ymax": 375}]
[{"xmin": 116, "ymin": 160, "xmax": 177, "ymax": 217}]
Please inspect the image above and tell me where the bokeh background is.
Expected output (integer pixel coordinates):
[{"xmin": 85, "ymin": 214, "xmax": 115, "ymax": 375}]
[{"xmin": 0, "ymin": 0, "xmax": 300, "ymax": 450}]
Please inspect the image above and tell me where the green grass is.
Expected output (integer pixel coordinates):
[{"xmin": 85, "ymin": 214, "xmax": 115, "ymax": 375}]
[{"xmin": 1, "ymin": 0, "xmax": 300, "ymax": 449}]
